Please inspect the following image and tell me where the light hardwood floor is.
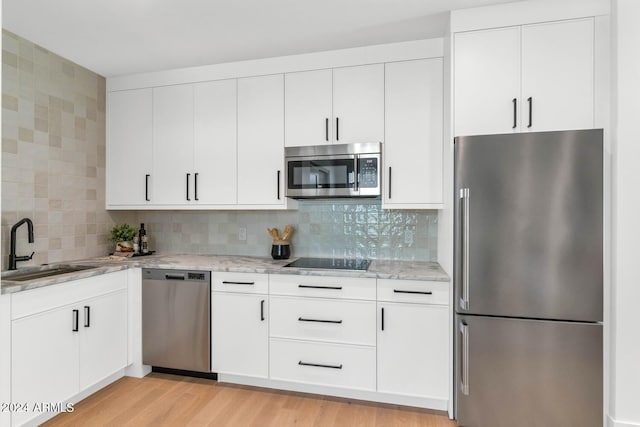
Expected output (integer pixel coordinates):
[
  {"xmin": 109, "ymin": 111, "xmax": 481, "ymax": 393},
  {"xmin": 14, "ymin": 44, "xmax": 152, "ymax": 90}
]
[{"xmin": 43, "ymin": 373, "xmax": 456, "ymax": 426}]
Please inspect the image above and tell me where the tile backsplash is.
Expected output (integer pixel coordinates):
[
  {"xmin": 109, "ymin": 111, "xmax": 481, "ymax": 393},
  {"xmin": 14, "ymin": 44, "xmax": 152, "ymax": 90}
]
[
  {"xmin": 134, "ymin": 200, "xmax": 438, "ymax": 261},
  {"xmin": 1, "ymin": 30, "xmax": 133, "ymax": 269}
]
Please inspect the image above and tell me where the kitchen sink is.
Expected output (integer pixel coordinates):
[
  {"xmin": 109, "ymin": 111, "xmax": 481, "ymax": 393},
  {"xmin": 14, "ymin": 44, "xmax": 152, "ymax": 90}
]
[{"xmin": 1, "ymin": 265, "xmax": 98, "ymax": 282}]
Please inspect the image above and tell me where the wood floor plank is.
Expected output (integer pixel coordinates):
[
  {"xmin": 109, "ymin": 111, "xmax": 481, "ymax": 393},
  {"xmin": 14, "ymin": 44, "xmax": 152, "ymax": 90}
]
[{"xmin": 42, "ymin": 374, "xmax": 457, "ymax": 427}]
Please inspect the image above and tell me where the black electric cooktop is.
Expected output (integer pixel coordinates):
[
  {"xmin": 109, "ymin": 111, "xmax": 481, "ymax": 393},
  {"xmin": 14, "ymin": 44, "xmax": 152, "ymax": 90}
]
[{"xmin": 284, "ymin": 257, "xmax": 371, "ymax": 271}]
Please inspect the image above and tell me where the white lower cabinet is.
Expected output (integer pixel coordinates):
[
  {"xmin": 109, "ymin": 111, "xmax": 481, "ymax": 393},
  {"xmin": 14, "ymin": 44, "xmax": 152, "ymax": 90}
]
[
  {"xmin": 377, "ymin": 279, "xmax": 449, "ymax": 402},
  {"xmin": 213, "ymin": 273, "xmax": 450, "ymax": 410},
  {"xmin": 79, "ymin": 291, "xmax": 128, "ymax": 389},
  {"xmin": 11, "ymin": 304, "xmax": 79, "ymax": 427},
  {"xmin": 212, "ymin": 273, "xmax": 268, "ymax": 378},
  {"xmin": 10, "ymin": 271, "xmax": 128, "ymax": 426}
]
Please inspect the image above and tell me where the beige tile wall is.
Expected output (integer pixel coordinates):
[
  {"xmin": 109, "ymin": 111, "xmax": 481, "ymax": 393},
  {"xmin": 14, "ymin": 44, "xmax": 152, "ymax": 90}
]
[{"xmin": 1, "ymin": 30, "xmax": 132, "ymax": 269}]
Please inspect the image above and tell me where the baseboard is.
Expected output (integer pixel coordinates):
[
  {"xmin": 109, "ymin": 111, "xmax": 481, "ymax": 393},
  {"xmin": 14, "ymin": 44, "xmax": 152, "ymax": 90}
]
[
  {"xmin": 609, "ymin": 414, "xmax": 640, "ymax": 427},
  {"xmin": 218, "ymin": 373, "xmax": 448, "ymax": 411}
]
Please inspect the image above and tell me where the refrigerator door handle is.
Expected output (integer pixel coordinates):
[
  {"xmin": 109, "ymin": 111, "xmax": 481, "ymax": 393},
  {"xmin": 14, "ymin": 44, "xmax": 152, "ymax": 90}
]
[
  {"xmin": 460, "ymin": 188, "xmax": 470, "ymax": 310},
  {"xmin": 460, "ymin": 320, "xmax": 470, "ymax": 396}
]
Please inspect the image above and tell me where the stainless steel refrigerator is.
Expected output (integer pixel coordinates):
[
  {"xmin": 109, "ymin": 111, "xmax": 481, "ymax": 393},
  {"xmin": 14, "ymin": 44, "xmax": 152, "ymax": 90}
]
[{"xmin": 454, "ymin": 129, "xmax": 603, "ymax": 427}]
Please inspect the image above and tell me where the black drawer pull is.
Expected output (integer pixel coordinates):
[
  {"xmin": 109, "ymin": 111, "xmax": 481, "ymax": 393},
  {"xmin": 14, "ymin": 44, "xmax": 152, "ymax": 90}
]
[
  {"xmin": 260, "ymin": 299, "xmax": 265, "ymax": 321},
  {"xmin": 84, "ymin": 306, "xmax": 91, "ymax": 328},
  {"xmin": 72, "ymin": 309, "xmax": 79, "ymax": 332},
  {"xmin": 393, "ymin": 289, "xmax": 433, "ymax": 295},
  {"xmin": 165, "ymin": 274, "xmax": 185, "ymax": 280},
  {"xmin": 298, "ymin": 317, "xmax": 343, "ymax": 324},
  {"xmin": 298, "ymin": 284, "xmax": 342, "ymax": 290},
  {"xmin": 223, "ymin": 281, "xmax": 255, "ymax": 285},
  {"xmin": 298, "ymin": 361, "xmax": 343, "ymax": 370}
]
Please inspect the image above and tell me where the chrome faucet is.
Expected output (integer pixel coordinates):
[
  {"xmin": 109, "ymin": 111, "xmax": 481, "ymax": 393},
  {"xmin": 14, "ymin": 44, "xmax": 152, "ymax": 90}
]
[{"xmin": 9, "ymin": 218, "xmax": 35, "ymax": 270}]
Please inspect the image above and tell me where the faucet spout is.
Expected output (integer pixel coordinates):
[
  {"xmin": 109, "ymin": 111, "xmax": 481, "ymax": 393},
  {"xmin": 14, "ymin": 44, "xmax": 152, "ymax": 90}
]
[{"xmin": 9, "ymin": 218, "xmax": 35, "ymax": 270}]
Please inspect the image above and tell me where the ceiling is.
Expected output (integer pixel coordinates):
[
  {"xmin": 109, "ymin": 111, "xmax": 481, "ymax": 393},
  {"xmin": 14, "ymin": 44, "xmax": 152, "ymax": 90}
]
[{"xmin": 3, "ymin": 0, "xmax": 520, "ymax": 77}]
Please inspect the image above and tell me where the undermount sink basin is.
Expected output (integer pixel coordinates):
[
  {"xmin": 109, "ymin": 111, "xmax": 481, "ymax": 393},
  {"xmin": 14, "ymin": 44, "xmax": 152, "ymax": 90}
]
[{"xmin": 2, "ymin": 265, "xmax": 98, "ymax": 282}]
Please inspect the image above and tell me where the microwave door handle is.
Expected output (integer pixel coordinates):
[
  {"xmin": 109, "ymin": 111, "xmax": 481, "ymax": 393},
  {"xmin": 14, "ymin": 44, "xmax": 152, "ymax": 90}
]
[{"xmin": 353, "ymin": 157, "xmax": 359, "ymax": 192}]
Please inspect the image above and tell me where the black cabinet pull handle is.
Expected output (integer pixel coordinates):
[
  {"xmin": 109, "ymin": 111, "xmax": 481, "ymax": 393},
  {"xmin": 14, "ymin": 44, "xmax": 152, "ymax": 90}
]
[
  {"xmin": 298, "ymin": 361, "xmax": 343, "ymax": 370},
  {"xmin": 388, "ymin": 167, "xmax": 392, "ymax": 199},
  {"xmin": 165, "ymin": 274, "xmax": 185, "ymax": 280},
  {"xmin": 84, "ymin": 306, "xmax": 91, "ymax": 328},
  {"xmin": 261, "ymin": 299, "xmax": 265, "ymax": 321},
  {"xmin": 298, "ymin": 317, "xmax": 343, "ymax": 324},
  {"xmin": 194, "ymin": 173, "xmax": 199, "ymax": 201},
  {"xmin": 186, "ymin": 173, "xmax": 191, "ymax": 201},
  {"xmin": 222, "ymin": 281, "xmax": 255, "ymax": 285},
  {"xmin": 381, "ymin": 307, "xmax": 385, "ymax": 331},
  {"xmin": 298, "ymin": 284, "xmax": 342, "ymax": 290},
  {"xmin": 527, "ymin": 97, "xmax": 533, "ymax": 128},
  {"xmin": 145, "ymin": 174, "xmax": 150, "ymax": 201},
  {"xmin": 325, "ymin": 118, "xmax": 329, "ymax": 141},
  {"xmin": 393, "ymin": 289, "xmax": 433, "ymax": 295},
  {"xmin": 512, "ymin": 98, "xmax": 517, "ymax": 129},
  {"xmin": 72, "ymin": 309, "xmax": 79, "ymax": 332},
  {"xmin": 336, "ymin": 117, "xmax": 339, "ymax": 141},
  {"xmin": 277, "ymin": 170, "xmax": 281, "ymax": 200}
]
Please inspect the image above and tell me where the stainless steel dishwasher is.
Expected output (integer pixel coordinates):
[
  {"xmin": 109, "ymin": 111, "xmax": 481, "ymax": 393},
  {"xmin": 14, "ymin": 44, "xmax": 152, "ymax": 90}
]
[{"xmin": 142, "ymin": 268, "xmax": 211, "ymax": 373}]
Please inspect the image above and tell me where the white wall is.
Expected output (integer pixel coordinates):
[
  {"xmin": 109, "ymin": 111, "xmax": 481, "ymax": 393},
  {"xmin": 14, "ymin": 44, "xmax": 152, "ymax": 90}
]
[{"xmin": 609, "ymin": 0, "xmax": 640, "ymax": 426}]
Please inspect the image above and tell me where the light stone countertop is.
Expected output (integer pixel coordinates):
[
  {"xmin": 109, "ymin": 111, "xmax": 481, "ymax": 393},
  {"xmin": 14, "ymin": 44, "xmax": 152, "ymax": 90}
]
[{"xmin": 1, "ymin": 253, "xmax": 449, "ymax": 295}]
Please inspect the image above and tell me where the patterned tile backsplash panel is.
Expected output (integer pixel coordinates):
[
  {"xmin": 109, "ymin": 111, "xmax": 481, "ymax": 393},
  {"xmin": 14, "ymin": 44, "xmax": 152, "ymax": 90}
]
[
  {"xmin": 136, "ymin": 200, "xmax": 438, "ymax": 261},
  {"xmin": 1, "ymin": 30, "xmax": 135, "ymax": 269}
]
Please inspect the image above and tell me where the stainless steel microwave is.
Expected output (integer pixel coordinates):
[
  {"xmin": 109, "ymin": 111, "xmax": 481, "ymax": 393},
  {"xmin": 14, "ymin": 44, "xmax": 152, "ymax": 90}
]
[{"xmin": 284, "ymin": 142, "xmax": 381, "ymax": 199}]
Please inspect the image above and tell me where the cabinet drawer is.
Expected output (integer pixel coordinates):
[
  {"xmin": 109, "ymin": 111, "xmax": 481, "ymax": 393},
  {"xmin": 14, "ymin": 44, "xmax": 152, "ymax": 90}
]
[
  {"xmin": 212, "ymin": 272, "xmax": 268, "ymax": 294},
  {"xmin": 270, "ymin": 296, "xmax": 376, "ymax": 346},
  {"xmin": 377, "ymin": 279, "xmax": 449, "ymax": 305},
  {"xmin": 270, "ymin": 338, "xmax": 376, "ymax": 391},
  {"xmin": 270, "ymin": 274, "xmax": 375, "ymax": 300}
]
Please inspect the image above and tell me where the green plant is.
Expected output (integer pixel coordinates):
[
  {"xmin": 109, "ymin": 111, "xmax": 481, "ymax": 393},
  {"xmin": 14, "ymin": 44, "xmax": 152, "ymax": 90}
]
[{"xmin": 110, "ymin": 223, "xmax": 137, "ymax": 243}]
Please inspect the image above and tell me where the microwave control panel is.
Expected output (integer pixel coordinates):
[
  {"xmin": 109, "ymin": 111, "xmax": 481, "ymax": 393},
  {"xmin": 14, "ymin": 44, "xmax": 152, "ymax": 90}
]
[{"xmin": 358, "ymin": 158, "xmax": 378, "ymax": 188}]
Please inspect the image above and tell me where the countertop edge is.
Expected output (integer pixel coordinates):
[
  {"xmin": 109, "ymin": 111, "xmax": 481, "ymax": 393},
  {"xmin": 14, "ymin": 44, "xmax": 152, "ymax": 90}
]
[{"xmin": 2, "ymin": 254, "xmax": 450, "ymax": 295}]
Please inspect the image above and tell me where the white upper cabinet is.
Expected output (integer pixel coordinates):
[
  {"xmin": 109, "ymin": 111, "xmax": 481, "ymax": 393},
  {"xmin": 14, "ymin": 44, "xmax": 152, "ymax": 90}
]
[
  {"xmin": 332, "ymin": 64, "xmax": 384, "ymax": 144},
  {"xmin": 194, "ymin": 79, "xmax": 238, "ymax": 205},
  {"xmin": 237, "ymin": 74, "xmax": 285, "ymax": 206},
  {"xmin": 384, "ymin": 58, "xmax": 444, "ymax": 208},
  {"xmin": 152, "ymin": 84, "xmax": 195, "ymax": 204},
  {"xmin": 285, "ymin": 69, "xmax": 333, "ymax": 147},
  {"xmin": 521, "ymin": 19, "xmax": 594, "ymax": 132},
  {"xmin": 454, "ymin": 27, "xmax": 521, "ymax": 136},
  {"xmin": 284, "ymin": 64, "xmax": 384, "ymax": 147},
  {"xmin": 107, "ymin": 89, "xmax": 153, "ymax": 206},
  {"xmin": 454, "ymin": 18, "xmax": 594, "ymax": 136}
]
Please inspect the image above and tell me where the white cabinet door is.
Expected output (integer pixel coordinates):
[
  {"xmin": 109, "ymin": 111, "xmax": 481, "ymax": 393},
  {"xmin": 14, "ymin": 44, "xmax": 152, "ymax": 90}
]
[
  {"xmin": 79, "ymin": 290, "xmax": 128, "ymax": 390},
  {"xmin": 285, "ymin": 69, "xmax": 333, "ymax": 147},
  {"xmin": 194, "ymin": 79, "xmax": 238, "ymax": 204},
  {"xmin": 153, "ymin": 84, "xmax": 194, "ymax": 205},
  {"xmin": 521, "ymin": 18, "xmax": 594, "ymax": 132},
  {"xmin": 377, "ymin": 302, "xmax": 448, "ymax": 400},
  {"xmin": 107, "ymin": 89, "xmax": 153, "ymax": 206},
  {"xmin": 237, "ymin": 74, "xmax": 284, "ymax": 205},
  {"xmin": 454, "ymin": 27, "xmax": 521, "ymax": 136},
  {"xmin": 384, "ymin": 58, "xmax": 443, "ymax": 208},
  {"xmin": 212, "ymin": 292, "xmax": 268, "ymax": 378},
  {"xmin": 332, "ymin": 64, "xmax": 384, "ymax": 144},
  {"xmin": 12, "ymin": 306, "xmax": 79, "ymax": 426}
]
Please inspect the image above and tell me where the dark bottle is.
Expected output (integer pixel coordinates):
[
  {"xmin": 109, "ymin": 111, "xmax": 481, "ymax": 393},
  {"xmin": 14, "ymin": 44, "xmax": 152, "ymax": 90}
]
[{"xmin": 138, "ymin": 223, "xmax": 146, "ymax": 254}]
